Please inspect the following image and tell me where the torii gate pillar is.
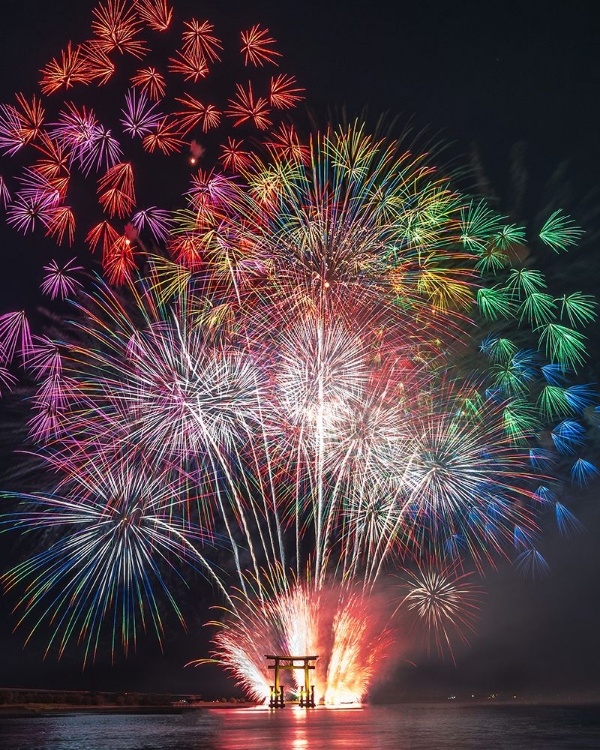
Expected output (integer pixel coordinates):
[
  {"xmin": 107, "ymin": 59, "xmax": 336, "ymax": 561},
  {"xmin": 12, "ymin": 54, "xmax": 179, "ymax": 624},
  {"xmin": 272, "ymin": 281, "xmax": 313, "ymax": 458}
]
[{"xmin": 266, "ymin": 655, "xmax": 318, "ymax": 708}]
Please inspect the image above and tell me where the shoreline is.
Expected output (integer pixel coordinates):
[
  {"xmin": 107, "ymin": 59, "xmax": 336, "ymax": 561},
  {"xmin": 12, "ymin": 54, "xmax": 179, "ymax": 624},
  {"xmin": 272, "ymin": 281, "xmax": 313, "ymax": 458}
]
[{"xmin": 2, "ymin": 699, "xmax": 600, "ymax": 719}]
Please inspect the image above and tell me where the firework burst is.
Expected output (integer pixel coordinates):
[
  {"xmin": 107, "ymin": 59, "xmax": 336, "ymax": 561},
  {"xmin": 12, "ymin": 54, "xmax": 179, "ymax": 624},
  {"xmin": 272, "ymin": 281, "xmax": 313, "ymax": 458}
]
[{"xmin": 396, "ymin": 563, "xmax": 481, "ymax": 661}]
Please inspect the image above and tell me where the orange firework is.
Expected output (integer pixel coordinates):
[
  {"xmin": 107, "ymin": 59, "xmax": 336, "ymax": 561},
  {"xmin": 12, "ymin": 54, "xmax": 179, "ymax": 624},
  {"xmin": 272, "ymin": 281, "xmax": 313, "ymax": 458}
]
[
  {"xmin": 226, "ymin": 82, "xmax": 272, "ymax": 130},
  {"xmin": 219, "ymin": 137, "xmax": 252, "ymax": 173},
  {"xmin": 80, "ymin": 41, "xmax": 116, "ymax": 85},
  {"xmin": 269, "ymin": 74, "xmax": 304, "ymax": 109},
  {"xmin": 142, "ymin": 117, "xmax": 184, "ymax": 154},
  {"xmin": 97, "ymin": 162, "xmax": 136, "ymax": 218},
  {"xmin": 46, "ymin": 172, "xmax": 70, "ymax": 200},
  {"xmin": 133, "ymin": 0, "xmax": 173, "ymax": 32},
  {"xmin": 86, "ymin": 220, "xmax": 120, "ymax": 256},
  {"xmin": 197, "ymin": 104, "xmax": 220, "ymax": 132},
  {"xmin": 32, "ymin": 134, "xmax": 69, "ymax": 179},
  {"xmin": 174, "ymin": 94, "xmax": 221, "ymax": 134},
  {"xmin": 31, "ymin": 154, "xmax": 67, "ymax": 181},
  {"xmin": 0, "ymin": 94, "xmax": 44, "ymax": 155},
  {"xmin": 168, "ymin": 48, "xmax": 208, "ymax": 82},
  {"xmin": 266, "ymin": 123, "xmax": 309, "ymax": 164},
  {"xmin": 240, "ymin": 24, "xmax": 282, "ymax": 67},
  {"xmin": 201, "ymin": 581, "xmax": 394, "ymax": 705},
  {"xmin": 131, "ymin": 67, "xmax": 167, "ymax": 101},
  {"xmin": 91, "ymin": 0, "xmax": 148, "ymax": 59},
  {"xmin": 40, "ymin": 42, "xmax": 90, "ymax": 95},
  {"xmin": 181, "ymin": 19, "xmax": 223, "ymax": 63},
  {"xmin": 45, "ymin": 206, "xmax": 76, "ymax": 246}
]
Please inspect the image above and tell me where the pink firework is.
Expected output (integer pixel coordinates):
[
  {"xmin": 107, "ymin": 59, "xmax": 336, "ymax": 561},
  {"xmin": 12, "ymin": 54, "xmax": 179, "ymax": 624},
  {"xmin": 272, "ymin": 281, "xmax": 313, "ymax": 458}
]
[
  {"xmin": 41, "ymin": 259, "xmax": 84, "ymax": 300},
  {"xmin": 131, "ymin": 207, "xmax": 173, "ymax": 243},
  {"xmin": 0, "ymin": 175, "xmax": 10, "ymax": 207},
  {"xmin": 0, "ymin": 311, "xmax": 32, "ymax": 366},
  {"xmin": 120, "ymin": 89, "xmax": 163, "ymax": 138}
]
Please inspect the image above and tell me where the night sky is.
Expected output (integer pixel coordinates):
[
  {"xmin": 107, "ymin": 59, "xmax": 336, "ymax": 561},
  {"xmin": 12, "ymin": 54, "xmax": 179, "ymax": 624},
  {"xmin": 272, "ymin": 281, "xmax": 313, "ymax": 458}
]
[{"xmin": 0, "ymin": 0, "xmax": 599, "ymax": 700}]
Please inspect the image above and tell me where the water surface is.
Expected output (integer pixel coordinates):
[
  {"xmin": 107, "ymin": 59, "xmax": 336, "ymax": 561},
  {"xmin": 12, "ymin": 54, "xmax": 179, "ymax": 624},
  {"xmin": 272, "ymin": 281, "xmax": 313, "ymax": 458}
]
[{"xmin": 1, "ymin": 704, "xmax": 599, "ymax": 750}]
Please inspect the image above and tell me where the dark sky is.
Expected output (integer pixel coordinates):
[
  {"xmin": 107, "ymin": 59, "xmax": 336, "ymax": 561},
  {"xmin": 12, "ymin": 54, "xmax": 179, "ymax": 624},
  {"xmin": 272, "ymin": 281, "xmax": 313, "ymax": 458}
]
[{"xmin": 0, "ymin": 0, "xmax": 599, "ymax": 699}]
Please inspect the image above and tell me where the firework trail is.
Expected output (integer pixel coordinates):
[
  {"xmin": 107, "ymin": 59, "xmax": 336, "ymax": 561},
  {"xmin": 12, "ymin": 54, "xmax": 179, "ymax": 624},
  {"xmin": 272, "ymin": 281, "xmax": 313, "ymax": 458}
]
[{"xmin": 0, "ymin": 2, "xmax": 598, "ymax": 706}]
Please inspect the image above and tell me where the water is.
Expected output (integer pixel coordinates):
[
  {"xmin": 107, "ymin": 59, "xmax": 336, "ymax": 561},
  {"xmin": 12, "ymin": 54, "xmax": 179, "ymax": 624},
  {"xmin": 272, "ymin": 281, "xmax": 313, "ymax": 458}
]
[{"xmin": 1, "ymin": 704, "xmax": 599, "ymax": 750}]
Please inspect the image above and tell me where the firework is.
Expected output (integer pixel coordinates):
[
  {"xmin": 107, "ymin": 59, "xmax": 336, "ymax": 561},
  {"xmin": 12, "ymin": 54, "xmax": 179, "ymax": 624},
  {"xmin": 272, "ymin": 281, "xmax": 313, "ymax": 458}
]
[
  {"xmin": 0, "ymin": 0, "xmax": 303, "ymax": 280},
  {"xmin": 240, "ymin": 25, "xmax": 282, "ymax": 67},
  {"xmin": 3, "ymin": 125, "xmax": 596, "ymax": 702},
  {"xmin": 226, "ymin": 82, "xmax": 273, "ymax": 130},
  {"xmin": 0, "ymin": 1, "xmax": 597, "ymax": 707},
  {"xmin": 396, "ymin": 563, "xmax": 481, "ymax": 661},
  {"xmin": 120, "ymin": 89, "xmax": 163, "ymax": 138},
  {"xmin": 40, "ymin": 42, "xmax": 91, "ymax": 95},
  {"xmin": 131, "ymin": 67, "xmax": 167, "ymax": 102},
  {"xmin": 134, "ymin": 0, "xmax": 173, "ymax": 32},
  {"xmin": 91, "ymin": 0, "xmax": 148, "ymax": 59},
  {"xmin": 1, "ymin": 446, "xmax": 221, "ymax": 666},
  {"xmin": 200, "ymin": 580, "xmax": 393, "ymax": 704}
]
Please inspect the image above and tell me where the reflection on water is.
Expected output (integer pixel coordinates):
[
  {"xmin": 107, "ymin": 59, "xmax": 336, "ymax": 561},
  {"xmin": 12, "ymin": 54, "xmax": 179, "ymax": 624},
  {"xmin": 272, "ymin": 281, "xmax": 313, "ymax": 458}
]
[{"xmin": 1, "ymin": 704, "xmax": 600, "ymax": 750}]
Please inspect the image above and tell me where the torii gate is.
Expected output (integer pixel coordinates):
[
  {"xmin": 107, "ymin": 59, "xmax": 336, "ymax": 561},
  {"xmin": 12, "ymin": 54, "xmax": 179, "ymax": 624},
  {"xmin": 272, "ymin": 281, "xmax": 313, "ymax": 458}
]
[{"xmin": 265, "ymin": 654, "xmax": 318, "ymax": 708}]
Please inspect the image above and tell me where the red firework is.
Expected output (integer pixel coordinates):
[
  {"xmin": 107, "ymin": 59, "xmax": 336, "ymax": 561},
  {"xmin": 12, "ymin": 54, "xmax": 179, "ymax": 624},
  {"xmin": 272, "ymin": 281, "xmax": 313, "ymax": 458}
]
[
  {"xmin": 269, "ymin": 74, "xmax": 304, "ymax": 109},
  {"xmin": 133, "ymin": 0, "xmax": 173, "ymax": 32},
  {"xmin": 168, "ymin": 48, "xmax": 209, "ymax": 83},
  {"xmin": 40, "ymin": 42, "xmax": 91, "ymax": 95},
  {"xmin": 219, "ymin": 137, "xmax": 252, "ymax": 173},
  {"xmin": 86, "ymin": 220, "xmax": 120, "ymax": 256},
  {"xmin": 131, "ymin": 67, "xmax": 167, "ymax": 101},
  {"xmin": 142, "ymin": 117, "xmax": 184, "ymax": 154},
  {"xmin": 174, "ymin": 94, "xmax": 221, "ymax": 134},
  {"xmin": 97, "ymin": 162, "xmax": 136, "ymax": 218},
  {"xmin": 240, "ymin": 24, "xmax": 282, "ymax": 67},
  {"xmin": 91, "ymin": 0, "xmax": 148, "ymax": 59},
  {"xmin": 226, "ymin": 82, "xmax": 272, "ymax": 130}
]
